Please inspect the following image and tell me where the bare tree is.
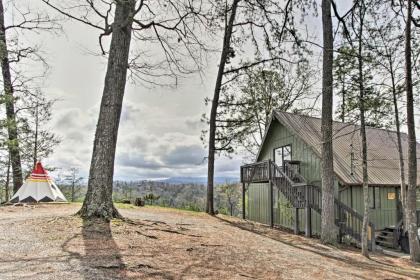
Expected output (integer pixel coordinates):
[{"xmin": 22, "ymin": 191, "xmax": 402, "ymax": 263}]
[
  {"xmin": 320, "ymin": 0, "xmax": 336, "ymax": 245},
  {"xmin": 205, "ymin": 0, "xmax": 310, "ymax": 214},
  {"xmin": 366, "ymin": 0, "xmax": 407, "ymax": 226},
  {"xmin": 206, "ymin": 63, "xmax": 318, "ymax": 159},
  {"xmin": 206, "ymin": 0, "xmax": 240, "ymax": 215},
  {"xmin": 404, "ymin": 0, "xmax": 420, "ymax": 263},
  {"xmin": 42, "ymin": 0, "xmax": 209, "ymax": 220},
  {"xmin": 0, "ymin": 0, "xmax": 59, "ymax": 193},
  {"xmin": 17, "ymin": 95, "xmax": 61, "ymax": 172},
  {"xmin": 0, "ymin": 0, "xmax": 23, "ymax": 193},
  {"xmin": 65, "ymin": 168, "xmax": 83, "ymax": 202},
  {"xmin": 353, "ymin": 0, "xmax": 371, "ymax": 257}
]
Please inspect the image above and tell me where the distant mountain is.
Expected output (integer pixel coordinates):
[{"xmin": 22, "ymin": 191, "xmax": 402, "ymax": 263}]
[{"xmin": 159, "ymin": 176, "xmax": 239, "ymax": 185}]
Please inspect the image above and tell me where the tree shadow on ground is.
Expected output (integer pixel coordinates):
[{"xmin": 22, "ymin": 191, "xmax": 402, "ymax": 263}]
[
  {"xmin": 62, "ymin": 219, "xmax": 127, "ymax": 279},
  {"xmin": 214, "ymin": 215, "xmax": 420, "ymax": 279}
]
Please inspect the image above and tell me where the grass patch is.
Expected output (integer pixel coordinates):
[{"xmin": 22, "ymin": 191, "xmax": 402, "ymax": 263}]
[
  {"xmin": 114, "ymin": 203, "xmax": 139, "ymax": 209},
  {"xmin": 143, "ymin": 205, "xmax": 206, "ymax": 215}
]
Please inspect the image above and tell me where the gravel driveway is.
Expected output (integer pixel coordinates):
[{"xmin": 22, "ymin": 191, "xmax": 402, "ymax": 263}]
[{"xmin": 0, "ymin": 204, "xmax": 419, "ymax": 279}]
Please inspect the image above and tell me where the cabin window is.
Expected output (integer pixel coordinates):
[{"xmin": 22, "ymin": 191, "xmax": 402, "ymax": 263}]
[
  {"xmin": 273, "ymin": 145, "xmax": 292, "ymax": 167},
  {"xmin": 369, "ymin": 186, "xmax": 381, "ymax": 209}
]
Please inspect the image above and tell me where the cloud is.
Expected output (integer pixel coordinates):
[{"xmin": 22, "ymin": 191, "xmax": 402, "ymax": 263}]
[
  {"xmin": 34, "ymin": 18, "xmax": 242, "ymax": 181},
  {"xmin": 162, "ymin": 144, "xmax": 206, "ymax": 166},
  {"xmin": 116, "ymin": 152, "xmax": 162, "ymax": 170}
]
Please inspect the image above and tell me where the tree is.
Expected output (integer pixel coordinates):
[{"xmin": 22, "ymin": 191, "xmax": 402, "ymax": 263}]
[
  {"xmin": 333, "ymin": 46, "xmax": 393, "ymax": 128},
  {"xmin": 0, "ymin": 0, "xmax": 23, "ymax": 193},
  {"xmin": 320, "ymin": 0, "xmax": 336, "ymax": 245},
  {"xmin": 18, "ymin": 96, "xmax": 61, "ymax": 172},
  {"xmin": 206, "ymin": 0, "xmax": 240, "ymax": 215},
  {"xmin": 403, "ymin": 0, "xmax": 420, "ymax": 262},
  {"xmin": 353, "ymin": 0, "xmax": 370, "ymax": 257},
  {"xmin": 43, "ymin": 0, "xmax": 209, "ymax": 220},
  {"xmin": 208, "ymin": 63, "xmax": 317, "ymax": 158},
  {"xmin": 366, "ymin": 0, "xmax": 407, "ymax": 226},
  {"xmin": 64, "ymin": 168, "xmax": 83, "ymax": 202},
  {"xmin": 205, "ymin": 0, "xmax": 309, "ymax": 214},
  {"xmin": 0, "ymin": 0, "xmax": 59, "ymax": 193},
  {"xmin": 218, "ymin": 183, "xmax": 241, "ymax": 216}
]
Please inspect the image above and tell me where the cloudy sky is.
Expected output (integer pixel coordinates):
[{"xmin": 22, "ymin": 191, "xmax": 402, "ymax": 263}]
[
  {"xmin": 9, "ymin": 1, "xmax": 377, "ymax": 181},
  {"xmin": 26, "ymin": 1, "xmax": 419, "ymax": 184},
  {"xmin": 19, "ymin": 3, "xmax": 250, "ymax": 181}
]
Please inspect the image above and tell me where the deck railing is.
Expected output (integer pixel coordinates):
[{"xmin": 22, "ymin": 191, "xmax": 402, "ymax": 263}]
[
  {"xmin": 241, "ymin": 160, "xmax": 375, "ymax": 249},
  {"xmin": 241, "ymin": 160, "xmax": 270, "ymax": 183}
]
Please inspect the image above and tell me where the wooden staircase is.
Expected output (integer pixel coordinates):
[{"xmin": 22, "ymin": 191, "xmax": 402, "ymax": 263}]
[
  {"xmin": 241, "ymin": 160, "xmax": 376, "ymax": 250},
  {"xmin": 376, "ymin": 227, "xmax": 398, "ymax": 248}
]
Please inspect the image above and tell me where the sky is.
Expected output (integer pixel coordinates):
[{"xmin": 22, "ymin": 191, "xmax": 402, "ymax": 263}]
[
  {"xmin": 12, "ymin": 2, "xmax": 247, "ymax": 181},
  {"xmin": 10, "ymin": 1, "xmax": 415, "ymax": 182},
  {"xmin": 42, "ymin": 27, "xmax": 240, "ymax": 181}
]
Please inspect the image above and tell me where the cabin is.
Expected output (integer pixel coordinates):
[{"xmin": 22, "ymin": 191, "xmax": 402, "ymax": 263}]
[{"xmin": 240, "ymin": 111, "xmax": 420, "ymax": 250}]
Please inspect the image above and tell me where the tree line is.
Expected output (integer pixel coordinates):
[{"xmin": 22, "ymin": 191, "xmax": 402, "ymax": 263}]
[{"xmin": 0, "ymin": 0, "xmax": 419, "ymax": 263}]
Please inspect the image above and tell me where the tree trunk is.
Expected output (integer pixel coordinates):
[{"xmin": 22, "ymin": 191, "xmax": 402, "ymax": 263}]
[
  {"xmin": 389, "ymin": 56, "xmax": 406, "ymax": 227},
  {"xmin": 5, "ymin": 153, "xmax": 10, "ymax": 201},
  {"xmin": 33, "ymin": 102, "xmax": 39, "ymax": 168},
  {"xmin": 320, "ymin": 0, "xmax": 336, "ymax": 245},
  {"xmin": 357, "ymin": 0, "xmax": 369, "ymax": 257},
  {"xmin": 404, "ymin": 0, "xmax": 420, "ymax": 263},
  {"xmin": 0, "ymin": 0, "xmax": 23, "ymax": 194},
  {"xmin": 78, "ymin": 0, "xmax": 136, "ymax": 221},
  {"xmin": 207, "ymin": 0, "xmax": 240, "ymax": 215},
  {"xmin": 71, "ymin": 181, "xmax": 75, "ymax": 203},
  {"xmin": 341, "ymin": 81, "xmax": 345, "ymax": 123}
]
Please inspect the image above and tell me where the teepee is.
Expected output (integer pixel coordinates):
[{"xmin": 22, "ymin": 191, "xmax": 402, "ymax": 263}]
[{"xmin": 10, "ymin": 162, "xmax": 67, "ymax": 203}]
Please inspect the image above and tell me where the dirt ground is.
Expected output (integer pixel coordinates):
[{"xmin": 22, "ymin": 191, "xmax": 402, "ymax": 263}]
[{"xmin": 0, "ymin": 204, "xmax": 419, "ymax": 280}]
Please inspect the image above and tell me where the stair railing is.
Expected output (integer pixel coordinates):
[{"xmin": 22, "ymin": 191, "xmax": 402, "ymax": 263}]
[
  {"xmin": 241, "ymin": 160, "xmax": 376, "ymax": 250},
  {"xmin": 270, "ymin": 161, "xmax": 306, "ymax": 208},
  {"xmin": 271, "ymin": 161, "xmax": 375, "ymax": 249},
  {"xmin": 284, "ymin": 161, "xmax": 306, "ymax": 184}
]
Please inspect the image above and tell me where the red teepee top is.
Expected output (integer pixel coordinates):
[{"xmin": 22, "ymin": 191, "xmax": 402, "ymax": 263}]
[
  {"xmin": 29, "ymin": 162, "xmax": 50, "ymax": 181},
  {"xmin": 33, "ymin": 162, "xmax": 48, "ymax": 175}
]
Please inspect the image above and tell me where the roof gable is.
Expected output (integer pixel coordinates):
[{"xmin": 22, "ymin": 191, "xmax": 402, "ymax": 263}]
[{"xmin": 259, "ymin": 111, "xmax": 420, "ymax": 185}]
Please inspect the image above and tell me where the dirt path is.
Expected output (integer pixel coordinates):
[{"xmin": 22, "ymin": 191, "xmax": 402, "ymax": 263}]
[{"xmin": 0, "ymin": 204, "xmax": 419, "ymax": 279}]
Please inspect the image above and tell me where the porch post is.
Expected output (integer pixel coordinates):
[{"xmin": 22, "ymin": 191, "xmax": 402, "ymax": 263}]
[
  {"xmin": 268, "ymin": 160, "xmax": 274, "ymax": 227},
  {"xmin": 242, "ymin": 182, "xmax": 246, "ymax": 219},
  {"xmin": 241, "ymin": 166, "xmax": 246, "ymax": 219},
  {"xmin": 370, "ymin": 224, "xmax": 376, "ymax": 251},
  {"xmin": 294, "ymin": 208, "xmax": 299, "ymax": 234},
  {"xmin": 305, "ymin": 185, "xmax": 312, "ymax": 237}
]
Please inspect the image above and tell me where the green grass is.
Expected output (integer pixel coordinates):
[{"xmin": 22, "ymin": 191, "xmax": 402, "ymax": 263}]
[
  {"xmin": 68, "ymin": 201, "xmax": 205, "ymax": 214},
  {"xmin": 114, "ymin": 203, "xmax": 139, "ymax": 209},
  {"xmin": 142, "ymin": 204, "xmax": 206, "ymax": 215}
]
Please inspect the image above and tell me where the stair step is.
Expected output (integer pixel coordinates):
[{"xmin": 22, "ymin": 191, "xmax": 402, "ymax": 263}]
[
  {"xmin": 378, "ymin": 232, "xmax": 394, "ymax": 237},
  {"xmin": 376, "ymin": 240, "xmax": 395, "ymax": 246},
  {"xmin": 377, "ymin": 235, "xmax": 394, "ymax": 241}
]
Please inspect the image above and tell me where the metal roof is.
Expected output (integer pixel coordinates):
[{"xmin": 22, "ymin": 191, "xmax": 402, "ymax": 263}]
[{"xmin": 272, "ymin": 111, "xmax": 420, "ymax": 186}]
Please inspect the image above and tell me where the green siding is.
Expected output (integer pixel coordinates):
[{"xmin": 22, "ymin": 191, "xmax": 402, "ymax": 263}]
[
  {"xmin": 339, "ymin": 186, "xmax": 398, "ymax": 230},
  {"xmin": 247, "ymin": 182, "xmax": 322, "ymax": 234},
  {"xmin": 258, "ymin": 121, "xmax": 322, "ymax": 186},
  {"xmin": 247, "ymin": 119, "xmax": 400, "ymax": 232},
  {"xmin": 247, "ymin": 183, "xmax": 270, "ymax": 225}
]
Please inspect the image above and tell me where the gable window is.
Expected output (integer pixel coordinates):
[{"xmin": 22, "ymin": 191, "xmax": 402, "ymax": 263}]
[{"xmin": 273, "ymin": 145, "xmax": 292, "ymax": 168}]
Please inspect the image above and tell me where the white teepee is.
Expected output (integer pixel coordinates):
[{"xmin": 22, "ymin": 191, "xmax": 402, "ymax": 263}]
[{"xmin": 10, "ymin": 162, "xmax": 67, "ymax": 203}]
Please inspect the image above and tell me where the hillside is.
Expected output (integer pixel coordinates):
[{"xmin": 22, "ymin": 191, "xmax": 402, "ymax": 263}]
[{"xmin": 1, "ymin": 204, "xmax": 419, "ymax": 279}]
